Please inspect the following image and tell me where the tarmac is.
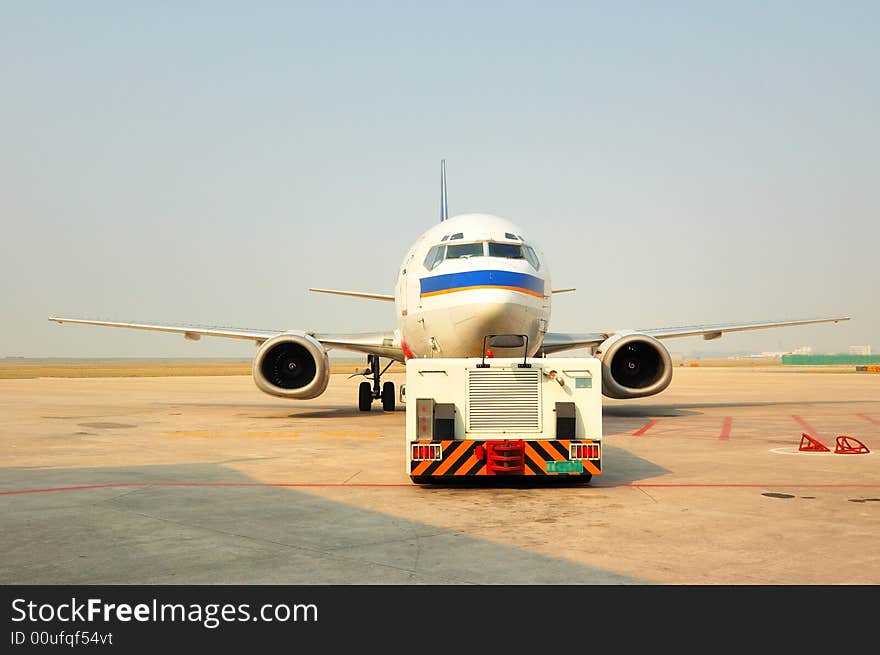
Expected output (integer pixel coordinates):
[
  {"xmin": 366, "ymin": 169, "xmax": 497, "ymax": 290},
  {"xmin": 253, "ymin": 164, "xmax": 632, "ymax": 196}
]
[{"xmin": 1, "ymin": 367, "xmax": 878, "ymax": 584}]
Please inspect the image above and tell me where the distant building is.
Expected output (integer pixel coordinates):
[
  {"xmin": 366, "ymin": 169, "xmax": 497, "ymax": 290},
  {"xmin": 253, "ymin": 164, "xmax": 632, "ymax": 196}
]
[
  {"xmin": 756, "ymin": 346, "xmax": 812, "ymax": 359},
  {"xmin": 849, "ymin": 345, "xmax": 872, "ymax": 355}
]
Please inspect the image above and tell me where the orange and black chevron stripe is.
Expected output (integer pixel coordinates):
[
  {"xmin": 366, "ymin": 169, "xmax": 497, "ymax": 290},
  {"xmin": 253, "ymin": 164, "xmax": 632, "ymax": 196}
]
[{"xmin": 410, "ymin": 439, "xmax": 601, "ymax": 477}]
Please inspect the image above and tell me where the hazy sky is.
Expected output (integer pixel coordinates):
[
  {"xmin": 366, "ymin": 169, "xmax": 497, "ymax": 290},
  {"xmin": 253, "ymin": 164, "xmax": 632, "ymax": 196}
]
[{"xmin": 2, "ymin": 2, "xmax": 877, "ymax": 358}]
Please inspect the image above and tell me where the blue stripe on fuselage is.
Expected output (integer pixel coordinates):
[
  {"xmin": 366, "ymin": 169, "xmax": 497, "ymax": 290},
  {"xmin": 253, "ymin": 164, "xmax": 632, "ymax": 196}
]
[{"xmin": 419, "ymin": 270, "xmax": 545, "ymax": 296}]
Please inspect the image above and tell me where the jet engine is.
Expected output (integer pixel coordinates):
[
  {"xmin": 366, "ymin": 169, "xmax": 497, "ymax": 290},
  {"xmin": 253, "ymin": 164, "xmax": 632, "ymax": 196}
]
[
  {"xmin": 252, "ymin": 332, "xmax": 330, "ymax": 399},
  {"xmin": 595, "ymin": 333, "xmax": 673, "ymax": 399}
]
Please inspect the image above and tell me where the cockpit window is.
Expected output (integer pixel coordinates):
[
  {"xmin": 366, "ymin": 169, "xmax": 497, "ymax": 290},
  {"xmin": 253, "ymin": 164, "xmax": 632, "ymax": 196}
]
[
  {"xmin": 488, "ymin": 242, "xmax": 525, "ymax": 259},
  {"xmin": 448, "ymin": 233, "xmax": 464, "ymax": 240},
  {"xmin": 445, "ymin": 242, "xmax": 484, "ymax": 259},
  {"xmin": 440, "ymin": 234, "xmax": 450, "ymax": 241},
  {"xmin": 504, "ymin": 232, "xmax": 521, "ymax": 241},
  {"xmin": 523, "ymin": 245, "xmax": 540, "ymax": 270},
  {"xmin": 424, "ymin": 245, "xmax": 443, "ymax": 270},
  {"xmin": 426, "ymin": 240, "xmax": 538, "ymax": 269}
]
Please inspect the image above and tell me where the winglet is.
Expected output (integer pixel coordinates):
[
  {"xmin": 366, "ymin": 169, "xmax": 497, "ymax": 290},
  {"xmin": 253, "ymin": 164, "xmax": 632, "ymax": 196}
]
[{"xmin": 440, "ymin": 159, "xmax": 448, "ymax": 222}]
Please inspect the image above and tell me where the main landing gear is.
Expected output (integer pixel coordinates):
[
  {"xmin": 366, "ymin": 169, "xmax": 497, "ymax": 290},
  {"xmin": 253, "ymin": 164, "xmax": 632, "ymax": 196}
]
[{"xmin": 357, "ymin": 354, "xmax": 395, "ymax": 412}]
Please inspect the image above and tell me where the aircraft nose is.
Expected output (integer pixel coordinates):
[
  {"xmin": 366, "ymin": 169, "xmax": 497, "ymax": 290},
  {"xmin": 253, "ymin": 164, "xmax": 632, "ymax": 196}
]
[{"xmin": 447, "ymin": 292, "xmax": 541, "ymax": 356}]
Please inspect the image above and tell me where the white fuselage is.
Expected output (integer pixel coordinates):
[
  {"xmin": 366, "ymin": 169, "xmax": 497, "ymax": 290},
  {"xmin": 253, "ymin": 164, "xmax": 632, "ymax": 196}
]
[{"xmin": 394, "ymin": 213, "xmax": 551, "ymax": 359}]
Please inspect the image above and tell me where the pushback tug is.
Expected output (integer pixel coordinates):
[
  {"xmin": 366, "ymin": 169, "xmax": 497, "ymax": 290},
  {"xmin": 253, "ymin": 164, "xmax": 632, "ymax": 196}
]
[{"xmin": 406, "ymin": 335, "xmax": 602, "ymax": 484}]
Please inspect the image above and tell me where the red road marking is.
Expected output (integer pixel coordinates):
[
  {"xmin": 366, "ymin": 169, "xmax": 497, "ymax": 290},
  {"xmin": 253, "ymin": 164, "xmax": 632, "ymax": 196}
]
[
  {"xmin": 791, "ymin": 415, "xmax": 821, "ymax": 438},
  {"xmin": 719, "ymin": 417, "xmax": 732, "ymax": 441},
  {"xmin": 602, "ymin": 483, "xmax": 880, "ymax": 489},
  {"xmin": 631, "ymin": 419, "xmax": 658, "ymax": 436},
  {"xmin": 628, "ymin": 434, "xmax": 726, "ymax": 442},
  {"xmin": 857, "ymin": 413, "xmax": 880, "ymax": 427},
  {"xmin": 0, "ymin": 482, "xmax": 412, "ymax": 496},
  {"xmin": 2, "ymin": 481, "xmax": 880, "ymax": 496}
]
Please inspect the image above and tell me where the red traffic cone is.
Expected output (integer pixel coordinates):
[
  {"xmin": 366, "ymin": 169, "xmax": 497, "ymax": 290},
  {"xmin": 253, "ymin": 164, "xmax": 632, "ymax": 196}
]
[
  {"xmin": 799, "ymin": 433, "xmax": 831, "ymax": 452},
  {"xmin": 834, "ymin": 435, "xmax": 870, "ymax": 455}
]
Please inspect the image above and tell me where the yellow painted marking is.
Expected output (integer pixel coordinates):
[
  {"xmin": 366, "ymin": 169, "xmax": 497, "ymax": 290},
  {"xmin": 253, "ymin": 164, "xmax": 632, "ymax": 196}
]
[
  {"xmin": 162, "ymin": 430, "xmax": 382, "ymax": 440},
  {"xmin": 319, "ymin": 431, "xmax": 381, "ymax": 439},
  {"xmin": 161, "ymin": 431, "xmax": 221, "ymax": 439}
]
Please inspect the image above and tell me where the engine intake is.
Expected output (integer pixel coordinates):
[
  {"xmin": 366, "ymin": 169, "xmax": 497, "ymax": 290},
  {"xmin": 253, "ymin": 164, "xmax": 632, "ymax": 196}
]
[
  {"xmin": 253, "ymin": 332, "xmax": 330, "ymax": 399},
  {"xmin": 596, "ymin": 333, "xmax": 673, "ymax": 399}
]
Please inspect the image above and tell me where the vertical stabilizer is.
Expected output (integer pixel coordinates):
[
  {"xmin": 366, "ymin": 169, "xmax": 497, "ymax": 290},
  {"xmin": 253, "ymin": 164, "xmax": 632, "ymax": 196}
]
[{"xmin": 440, "ymin": 159, "xmax": 448, "ymax": 222}]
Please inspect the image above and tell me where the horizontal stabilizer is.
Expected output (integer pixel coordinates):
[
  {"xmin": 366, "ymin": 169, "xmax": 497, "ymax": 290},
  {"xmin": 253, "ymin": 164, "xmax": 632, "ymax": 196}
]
[{"xmin": 308, "ymin": 288, "xmax": 395, "ymax": 302}]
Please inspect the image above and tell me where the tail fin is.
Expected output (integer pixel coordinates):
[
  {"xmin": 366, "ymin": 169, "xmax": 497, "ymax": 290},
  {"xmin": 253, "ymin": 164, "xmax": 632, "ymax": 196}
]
[{"xmin": 440, "ymin": 159, "xmax": 448, "ymax": 222}]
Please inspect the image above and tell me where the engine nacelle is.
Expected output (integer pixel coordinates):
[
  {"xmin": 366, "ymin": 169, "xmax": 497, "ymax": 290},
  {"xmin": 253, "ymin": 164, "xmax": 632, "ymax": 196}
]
[
  {"xmin": 252, "ymin": 332, "xmax": 330, "ymax": 400},
  {"xmin": 595, "ymin": 333, "xmax": 673, "ymax": 399}
]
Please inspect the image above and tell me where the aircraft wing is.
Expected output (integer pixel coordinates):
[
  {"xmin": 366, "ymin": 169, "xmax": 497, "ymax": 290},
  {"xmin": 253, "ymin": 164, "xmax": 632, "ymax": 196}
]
[
  {"xmin": 48, "ymin": 317, "xmax": 404, "ymax": 360},
  {"xmin": 313, "ymin": 332, "xmax": 404, "ymax": 360},
  {"xmin": 539, "ymin": 331, "xmax": 609, "ymax": 354},
  {"xmin": 541, "ymin": 316, "xmax": 850, "ymax": 355}
]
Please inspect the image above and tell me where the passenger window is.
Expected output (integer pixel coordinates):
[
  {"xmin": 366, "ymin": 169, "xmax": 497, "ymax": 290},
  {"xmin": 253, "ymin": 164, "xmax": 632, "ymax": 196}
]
[
  {"xmin": 523, "ymin": 245, "xmax": 540, "ymax": 270},
  {"xmin": 488, "ymin": 242, "xmax": 525, "ymax": 259},
  {"xmin": 446, "ymin": 243, "xmax": 484, "ymax": 259}
]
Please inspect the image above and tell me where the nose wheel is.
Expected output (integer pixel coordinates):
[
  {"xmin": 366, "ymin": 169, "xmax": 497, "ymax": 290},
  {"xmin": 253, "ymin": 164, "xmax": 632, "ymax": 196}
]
[{"xmin": 357, "ymin": 354, "xmax": 395, "ymax": 412}]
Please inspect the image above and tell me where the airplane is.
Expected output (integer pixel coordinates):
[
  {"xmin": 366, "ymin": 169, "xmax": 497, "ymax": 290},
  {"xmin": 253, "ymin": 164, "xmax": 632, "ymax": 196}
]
[{"xmin": 49, "ymin": 161, "xmax": 849, "ymax": 412}]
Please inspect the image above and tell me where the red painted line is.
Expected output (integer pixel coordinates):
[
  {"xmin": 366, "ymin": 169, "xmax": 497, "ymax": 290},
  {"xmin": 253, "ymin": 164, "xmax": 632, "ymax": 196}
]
[
  {"xmin": 631, "ymin": 434, "xmax": 724, "ymax": 442},
  {"xmin": 791, "ymin": 415, "xmax": 821, "ymax": 438},
  {"xmin": 0, "ymin": 482, "xmax": 412, "ymax": 496},
  {"xmin": 1, "ymin": 481, "xmax": 880, "ymax": 496},
  {"xmin": 857, "ymin": 413, "xmax": 880, "ymax": 427},
  {"xmin": 719, "ymin": 417, "xmax": 732, "ymax": 441},
  {"xmin": 602, "ymin": 483, "xmax": 880, "ymax": 489},
  {"xmin": 631, "ymin": 419, "xmax": 658, "ymax": 436}
]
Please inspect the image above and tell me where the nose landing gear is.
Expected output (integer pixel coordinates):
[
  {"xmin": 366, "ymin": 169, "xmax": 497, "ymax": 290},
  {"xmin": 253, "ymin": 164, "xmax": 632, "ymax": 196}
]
[{"xmin": 357, "ymin": 354, "xmax": 396, "ymax": 412}]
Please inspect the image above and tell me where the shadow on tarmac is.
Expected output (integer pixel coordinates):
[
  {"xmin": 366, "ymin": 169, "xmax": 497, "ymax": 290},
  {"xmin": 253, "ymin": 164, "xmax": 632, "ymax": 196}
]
[{"xmin": 0, "ymin": 462, "xmax": 644, "ymax": 585}]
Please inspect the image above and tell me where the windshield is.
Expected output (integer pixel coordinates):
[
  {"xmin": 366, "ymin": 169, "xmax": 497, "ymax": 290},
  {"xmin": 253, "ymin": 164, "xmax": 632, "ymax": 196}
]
[
  {"xmin": 523, "ymin": 245, "xmax": 540, "ymax": 270},
  {"xmin": 426, "ymin": 240, "xmax": 539, "ymax": 269},
  {"xmin": 488, "ymin": 242, "xmax": 525, "ymax": 259},
  {"xmin": 423, "ymin": 245, "xmax": 443, "ymax": 270},
  {"xmin": 445, "ymin": 243, "xmax": 484, "ymax": 259}
]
